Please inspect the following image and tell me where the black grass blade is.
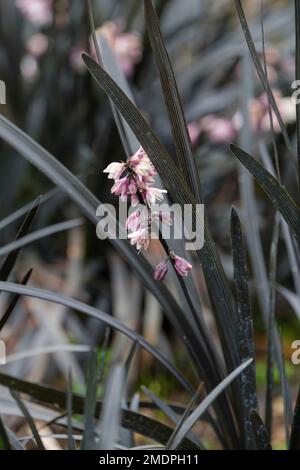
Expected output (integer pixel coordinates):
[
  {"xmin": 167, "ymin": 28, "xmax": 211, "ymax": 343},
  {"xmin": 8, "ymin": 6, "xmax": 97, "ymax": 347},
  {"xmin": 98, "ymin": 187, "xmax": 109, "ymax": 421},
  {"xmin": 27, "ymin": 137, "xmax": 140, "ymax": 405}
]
[
  {"xmin": 231, "ymin": 207, "xmax": 257, "ymax": 449},
  {"xmin": 235, "ymin": 0, "xmax": 292, "ymax": 152},
  {"xmin": 144, "ymin": 0, "xmax": 203, "ymax": 203},
  {"xmin": 250, "ymin": 410, "xmax": 272, "ymax": 450},
  {"xmin": 81, "ymin": 351, "xmax": 99, "ymax": 450},
  {"xmin": 168, "ymin": 358, "xmax": 253, "ymax": 450},
  {"xmin": 10, "ymin": 389, "xmax": 45, "ymax": 450},
  {"xmin": 66, "ymin": 370, "xmax": 76, "ymax": 450},
  {"xmin": 98, "ymin": 364, "xmax": 124, "ymax": 450},
  {"xmin": 230, "ymin": 144, "xmax": 300, "ymax": 245},
  {"xmin": 0, "ymin": 199, "xmax": 40, "ymax": 282},
  {"xmin": 290, "ymin": 385, "xmax": 300, "ymax": 449},
  {"xmin": 0, "ymin": 268, "xmax": 33, "ymax": 333}
]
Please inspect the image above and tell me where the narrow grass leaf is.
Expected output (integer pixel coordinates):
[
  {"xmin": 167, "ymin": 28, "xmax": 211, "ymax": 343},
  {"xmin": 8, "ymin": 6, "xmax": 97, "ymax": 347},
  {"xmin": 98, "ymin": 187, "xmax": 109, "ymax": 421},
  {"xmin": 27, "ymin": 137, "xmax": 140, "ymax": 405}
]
[
  {"xmin": 265, "ymin": 215, "xmax": 280, "ymax": 437},
  {"xmin": 144, "ymin": 0, "xmax": 203, "ymax": 203},
  {"xmin": 142, "ymin": 386, "xmax": 203, "ymax": 449},
  {"xmin": 166, "ymin": 384, "xmax": 203, "ymax": 450},
  {"xmin": 0, "ymin": 199, "xmax": 40, "ymax": 281},
  {"xmin": 235, "ymin": 0, "xmax": 292, "ymax": 152},
  {"xmin": 81, "ymin": 351, "xmax": 99, "ymax": 450},
  {"xmin": 0, "ymin": 188, "xmax": 59, "ymax": 232},
  {"xmin": 10, "ymin": 389, "xmax": 45, "ymax": 450},
  {"xmin": 230, "ymin": 144, "xmax": 300, "ymax": 245},
  {"xmin": 290, "ymin": 385, "xmax": 300, "ymax": 449},
  {"xmin": 0, "ymin": 268, "xmax": 32, "ymax": 333},
  {"xmin": 0, "ymin": 219, "xmax": 84, "ymax": 258},
  {"xmin": 250, "ymin": 410, "xmax": 272, "ymax": 450},
  {"xmin": 98, "ymin": 365, "xmax": 124, "ymax": 450},
  {"xmin": 231, "ymin": 207, "xmax": 257, "ymax": 449},
  {"xmin": 168, "ymin": 358, "xmax": 253, "ymax": 450},
  {"xmin": 67, "ymin": 370, "xmax": 76, "ymax": 450}
]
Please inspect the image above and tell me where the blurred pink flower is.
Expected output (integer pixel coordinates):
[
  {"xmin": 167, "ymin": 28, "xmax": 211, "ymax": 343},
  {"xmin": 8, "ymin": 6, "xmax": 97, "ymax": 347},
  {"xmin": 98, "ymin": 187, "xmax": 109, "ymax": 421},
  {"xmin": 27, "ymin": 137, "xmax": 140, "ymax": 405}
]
[
  {"xmin": 69, "ymin": 47, "xmax": 86, "ymax": 73},
  {"xmin": 201, "ymin": 115, "xmax": 237, "ymax": 144},
  {"xmin": 16, "ymin": 0, "xmax": 53, "ymax": 26},
  {"xmin": 20, "ymin": 54, "xmax": 39, "ymax": 82},
  {"xmin": 26, "ymin": 33, "xmax": 49, "ymax": 58},
  {"xmin": 96, "ymin": 20, "xmax": 142, "ymax": 77},
  {"xmin": 233, "ymin": 90, "xmax": 296, "ymax": 134}
]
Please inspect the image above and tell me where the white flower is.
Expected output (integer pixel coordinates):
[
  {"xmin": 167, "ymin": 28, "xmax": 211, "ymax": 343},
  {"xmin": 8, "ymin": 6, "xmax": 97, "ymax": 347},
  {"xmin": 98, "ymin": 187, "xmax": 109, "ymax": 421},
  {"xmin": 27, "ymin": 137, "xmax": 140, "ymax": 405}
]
[
  {"xmin": 128, "ymin": 227, "xmax": 149, "ymax": 251},
  {"xmin": 103, "ymin": 162, "xmax": 126, "ymax": 180},
  {"xmin": 145, "ymin": 187, "xmax": 167, "ymax": 206}
]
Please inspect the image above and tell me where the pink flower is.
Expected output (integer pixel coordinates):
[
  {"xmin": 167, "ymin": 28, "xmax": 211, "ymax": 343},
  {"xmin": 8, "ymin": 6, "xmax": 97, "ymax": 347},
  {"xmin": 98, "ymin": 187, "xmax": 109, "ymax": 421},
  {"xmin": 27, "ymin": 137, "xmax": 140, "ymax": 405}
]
[
  {"xmin": 154, "ymin": 259, "xmax": 168, "ymax": 281},
  {"xmin": 26, "ymin": 33, "xmax": 49, "ymax": 58},
  {"xmin": 173, "ymin": 255, "xmax": 193, "ymax": 277},
  {"xmin": 69, "ymin": 47, "xmax": 86, "ymax": 73},
  {"xmin": 233, "ymin": 90, "xmax": 296, "ymax": 134},
  {"xmin": 97, "ymin": 21, "xmax": 142, "ymax": 77},
  {"xmin": 201, "ymin": 115, "xmax": 236, "ymax": 144},
  {"xmin": 126, "ymin": 210, "xmax": 141, "ymax": 232},
  {"xmin": 16, "ymin": 0, "xmax": 53, "ymax": 26},
  {"xmin": 128, "ymin": 177, "xmax": 138, "ymax": 195},
  {"xmin": 111, "ymin": 176, "xmax": 129, "ymax": 199},
  {"xmin": 131, "ymin": 194, "xmax": 139, "ymax": 207},
  {"xmin": 132, "ymin": 161, "xmax": 155, "ymax": 180},
  {"xmin": 129, "ymin": 146, "xmax": 147, "ymax": 164},
  {"xmin": 114, "ymin": 33, "xmax": 142, "ymax": 77},
  {"xmin": 103, "ymin": 145, "xmax": 174, "ymax": 268},
  {"xmin": 103, "ymin": 162, "xmax": 126, "ymax": 180},
  {"xmin": 20, "ymin": 55, "xmax": 39, "ymax": 82},
  {"xmin": 144, "ymin": 187, "xmax": 167, "ymax": 206},
  {"xmin": 129, "ymin": 148, "xmax": 156, "ymax": 178},
  {"xmin": 128, "ymin": 227, "xmax": 149, "ymax": 251}
]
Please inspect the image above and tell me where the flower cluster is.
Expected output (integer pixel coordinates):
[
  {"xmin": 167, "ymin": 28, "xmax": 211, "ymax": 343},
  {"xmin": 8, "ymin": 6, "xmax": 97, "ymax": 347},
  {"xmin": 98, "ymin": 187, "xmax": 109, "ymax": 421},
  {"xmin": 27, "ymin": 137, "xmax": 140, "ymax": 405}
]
[{"xmin": 103, "ymin": 147, "xmax": 192, "ymax": 281}]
